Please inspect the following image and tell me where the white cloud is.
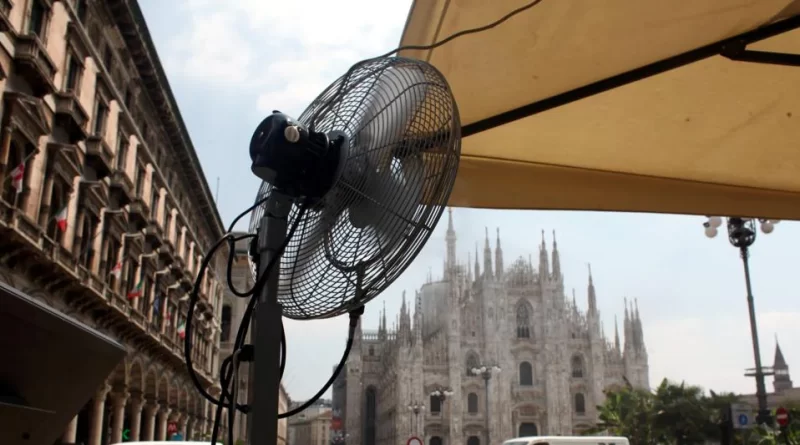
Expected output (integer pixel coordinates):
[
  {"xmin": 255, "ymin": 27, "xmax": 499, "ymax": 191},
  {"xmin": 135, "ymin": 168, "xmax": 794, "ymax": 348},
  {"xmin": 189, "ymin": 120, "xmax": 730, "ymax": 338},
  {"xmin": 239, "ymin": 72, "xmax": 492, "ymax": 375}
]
[{"xmin": 165, "ymin": 0, "xmax": 413, "ymax": 115}]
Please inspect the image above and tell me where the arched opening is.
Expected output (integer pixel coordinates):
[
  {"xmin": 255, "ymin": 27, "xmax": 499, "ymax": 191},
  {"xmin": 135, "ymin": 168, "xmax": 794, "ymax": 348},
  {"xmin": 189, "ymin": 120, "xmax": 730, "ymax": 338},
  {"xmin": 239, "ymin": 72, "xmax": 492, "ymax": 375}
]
[
  {"xmin": 467, "ymin": 436, "xmax": 481, "ymax": 445},
  {"xmin": 571, "ymin": 354, "xmax": 584, "ymax": 378},
  {"xmin": 368, "ymin": 345, "xmax": 375, "ymax": 356},
  {"xmin": 467, "ymin": 392, "xmax": 478, "ymax": 413},
  {"xmin": 519, "ymin": 362, "xmax": 533, "ymax": 386},
  {"xmin": 574, "ymin": 393, "xmax": 586, "ymax": 414},
  {"xmin": 430, "ymin": 436, "xmax": 443, "ymax": 445},
  {"xmin": 516, "ymin": 301, "xmax": 531, "ymax": 338},
  {"xmin": 364, "ymin": 386, "xmax": 377, "ymax": 445},
  {"xmin": 519, "ymin": 422, "xmax": 538, "ymax": 437},
  {"xmin": 221, "ymin": 305, "xmax": 232, "ymax": 342}
]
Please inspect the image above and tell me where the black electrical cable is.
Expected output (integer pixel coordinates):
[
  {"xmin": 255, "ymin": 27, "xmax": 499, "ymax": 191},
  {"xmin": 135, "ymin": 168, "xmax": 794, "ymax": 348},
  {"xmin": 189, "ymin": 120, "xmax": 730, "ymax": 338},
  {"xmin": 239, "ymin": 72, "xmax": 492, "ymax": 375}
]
[
  {"xmin": 309, "ymin": 0, "xmax": 544, "ymax": 132},
  {"xmin": 193, "ymin": 1, "xmax": 549, "ymax": 440}
]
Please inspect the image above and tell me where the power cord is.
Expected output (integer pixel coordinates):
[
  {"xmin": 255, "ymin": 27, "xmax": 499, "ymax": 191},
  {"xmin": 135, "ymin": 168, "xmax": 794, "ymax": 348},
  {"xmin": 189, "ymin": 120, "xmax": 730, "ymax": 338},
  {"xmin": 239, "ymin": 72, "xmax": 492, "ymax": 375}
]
[{"xmin": 188, "ymin": 1, "xmax": 547, "ymax": 441}]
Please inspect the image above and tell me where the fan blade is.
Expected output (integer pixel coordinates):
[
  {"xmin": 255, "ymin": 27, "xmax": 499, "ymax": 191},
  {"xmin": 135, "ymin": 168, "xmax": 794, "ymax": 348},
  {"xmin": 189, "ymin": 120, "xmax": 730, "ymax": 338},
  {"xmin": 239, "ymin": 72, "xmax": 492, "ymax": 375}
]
[
  {"xmin": 348, "ymin": 154, "xmax": 425, "ymax": 258},
  {"xmin": 355, "ymin": 64, "xmax": 428, "ymax": 169},
  {"xmin": 287, "ymin": 204, "xmax": 338, "ymax": 281},
  {"xmin": 373, "ymin": 155, "xmax": 425, "ymax": 240}
]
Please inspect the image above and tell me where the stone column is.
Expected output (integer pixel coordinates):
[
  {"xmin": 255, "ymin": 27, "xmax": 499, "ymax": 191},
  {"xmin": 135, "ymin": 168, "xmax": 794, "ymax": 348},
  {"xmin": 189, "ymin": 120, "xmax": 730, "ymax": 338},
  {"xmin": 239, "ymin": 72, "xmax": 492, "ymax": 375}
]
[
  {"xmin": 128, "ymin": 391, "xmax": 145, "ymax": 441},
  {"xmin": 88, "ymin": 384, "xmax": 111, "ymax": 445},
  {"xmin": 142, "ymin": 401, "xmax": 158, "ymax": 441},
  {"xmin": 62, "ymin": 415, "xmax": 78, "ymax": 444},
  {"xmin": 157, "ymin": 403, "xmax": 172, "ymax": 440},
  {"xmin": 178, "ymin": 412, "xmax": 188, "ymax": 438},
  {"xmin": 110, "ymin": 389, "xmax": 129, "ymax": 444}
]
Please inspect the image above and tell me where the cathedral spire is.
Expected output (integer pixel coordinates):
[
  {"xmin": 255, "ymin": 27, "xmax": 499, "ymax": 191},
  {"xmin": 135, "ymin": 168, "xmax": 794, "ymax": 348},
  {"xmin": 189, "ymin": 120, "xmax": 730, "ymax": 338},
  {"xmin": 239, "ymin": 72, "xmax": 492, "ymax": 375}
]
[
  {"xmin": 551, "ymin": 230, "xmax": 561, "ymax": 279},
  {"xmin": 483, "ymin": 227, "xmax": 493, "ymax": 279},
  {"xmin": 474, "ymin": 243, "xmax": 480, "ymax": 281},
  {"xmin": 539, "ymin": 230, "xmax": 549, "ymax": 278},
  {"xmin": 614, "ymin": 315, "xmax": 621, "ymax": 351},
  {"xmin": 414, "ymin": 290, "xmax": 423, "ymax": 342},
  {"xmin": 623, "ymin": 298, "xmax": 632, "ymax": 351},
  {"xmin": 773, "ymin": 336, "xmax": 793, "ymax": 392},
  {"xmin": 495, "ymin": 228, "xmax": 504, "ymax": 280},
  {"xmin": 445, "ymin": 207, "xmax": 456, "ymax": 272},
  {"xmin": 587, "ymin": 263, "xmax": 597, "ymax": 314}
]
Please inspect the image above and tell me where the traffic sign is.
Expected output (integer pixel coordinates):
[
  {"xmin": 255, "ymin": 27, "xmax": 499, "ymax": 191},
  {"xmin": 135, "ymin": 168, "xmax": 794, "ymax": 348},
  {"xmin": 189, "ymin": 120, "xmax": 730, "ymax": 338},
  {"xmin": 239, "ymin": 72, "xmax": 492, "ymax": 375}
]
[
  {"xmin": 738, "ymin": 414, "xmax": 749, "ymax": 427},
  {"xmin": 407, "ymin": 436, "xmax": 423, "ymax": 445},
  {"xmin": 776, "ymin": 406, "xmax": 790, "ymax": 427},
  {"xmin": 731, "ymin": 403, "xmax": 755, "ymax": 430}
]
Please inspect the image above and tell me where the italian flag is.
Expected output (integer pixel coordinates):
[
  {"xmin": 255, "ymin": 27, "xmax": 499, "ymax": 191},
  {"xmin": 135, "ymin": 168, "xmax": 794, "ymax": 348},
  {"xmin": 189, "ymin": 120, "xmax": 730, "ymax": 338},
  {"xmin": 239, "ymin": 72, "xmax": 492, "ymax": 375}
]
[
  {"xmin": 127, "ymin": 280, "xmax": 143, "ymax": 299},
  {"xmin": 54, "ymin": 206, "xmax": 68, "ymax": 232},
  {"xmin": 110, "ymin": 262, "xmax": 122, "ymax": 279},
  {"xmin": 177, "ymin": 321, "xmax": 186, "ymax": 339},
  {"xmin": 10, "ymin": 162, "xmax": 24, "ymax": 194}
]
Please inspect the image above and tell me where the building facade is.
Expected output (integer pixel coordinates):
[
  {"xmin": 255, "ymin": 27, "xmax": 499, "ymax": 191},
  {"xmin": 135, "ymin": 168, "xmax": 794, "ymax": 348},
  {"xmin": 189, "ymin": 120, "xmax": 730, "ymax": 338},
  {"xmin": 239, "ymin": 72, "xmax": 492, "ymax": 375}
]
[
  {"xmin": 333, "ymin": 210, "xmax": 650, "ymax": 445},
  {"xmin": 221, "ymin": 232, "xmax": 291, "ymax": 444},
  {"xmin": 289, "ymin": 402, "xmax": 333, "ymax": 445},
  {"xmin": 0, "ymin": 0, "xmax": 228, "ymax": 443}
]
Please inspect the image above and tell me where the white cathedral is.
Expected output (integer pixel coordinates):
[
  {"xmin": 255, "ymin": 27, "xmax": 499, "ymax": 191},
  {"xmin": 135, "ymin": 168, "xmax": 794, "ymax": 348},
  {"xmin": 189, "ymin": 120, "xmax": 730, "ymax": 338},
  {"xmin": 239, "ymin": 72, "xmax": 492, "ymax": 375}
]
[{"xmin": 331, "ymin": 210, "xmax": 650, "ymax": 445}]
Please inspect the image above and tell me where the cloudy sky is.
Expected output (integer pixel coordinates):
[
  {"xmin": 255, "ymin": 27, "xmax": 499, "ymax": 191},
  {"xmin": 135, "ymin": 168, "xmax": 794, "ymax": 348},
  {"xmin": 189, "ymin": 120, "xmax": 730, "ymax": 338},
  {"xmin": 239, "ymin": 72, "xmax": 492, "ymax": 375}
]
[{"xmin": 138, "ymin": 0, "xmax": 800, "ymax": 402}]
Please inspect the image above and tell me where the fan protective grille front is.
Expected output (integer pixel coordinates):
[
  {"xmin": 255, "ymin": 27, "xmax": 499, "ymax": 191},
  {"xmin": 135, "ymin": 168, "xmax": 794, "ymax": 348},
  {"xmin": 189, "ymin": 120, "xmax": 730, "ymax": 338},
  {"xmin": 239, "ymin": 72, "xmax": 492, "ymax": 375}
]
[{"xmin": 249, "ymin": 57, "xmax": 460, "ymax": 320}]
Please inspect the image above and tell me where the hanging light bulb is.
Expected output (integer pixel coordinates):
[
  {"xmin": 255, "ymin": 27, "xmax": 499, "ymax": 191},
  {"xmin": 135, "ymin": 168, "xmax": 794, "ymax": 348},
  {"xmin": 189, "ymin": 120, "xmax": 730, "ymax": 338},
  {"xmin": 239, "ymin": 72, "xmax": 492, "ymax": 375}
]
[
  {"xmin": 760, "ymin": 220, "xmax": 774, "ymax": 234},
  {"xmin": 708, "ymin": 216, "xmax": 723, "ymax": 228},
  {"xmin": 705, "ymin": 226, "xmax": 718, "ymax": 238}
]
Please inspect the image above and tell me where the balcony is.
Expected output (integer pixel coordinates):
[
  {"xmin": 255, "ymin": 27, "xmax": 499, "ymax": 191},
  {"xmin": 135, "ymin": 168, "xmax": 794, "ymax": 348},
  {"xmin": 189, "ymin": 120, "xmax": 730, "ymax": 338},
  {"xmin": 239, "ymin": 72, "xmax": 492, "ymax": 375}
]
[
  {"xmin": 158, "ymin": 242, "xmax": 175, "ymax": 266},
  {"xmin": 0, "ymin": 0, "xmax": 12, "ymax": 34},
  {"xmin": 14, "ymin": 34, "xmax": 57, "ymax": 97},
  {"xmin": 0, "ymin": 199, "xmax": 217, "ymax": 388},
  {"xmin": 179, "ymin": 275, "xmax": 194, "ymax": 293},
  {"xmin": 126, "ymin": 198, "xmax": 148, "ymax": 231},
  {"xmin": 53, "ymin": 92, "xmax": 89, "ymax": 143},
  {"xmin": 109, "ymin": 170, "xmax": 134, "ymax": 208},
  {"xmin": 84, "ymin": 136, "xmax": 114, "ymax": 180},
  {"xmin": 144, "ymin": 221, "xmax": 163, "ymax": 249},
  {"xmin": 79, "ymin": 181, "xmax": 108, "ymax": 217}
]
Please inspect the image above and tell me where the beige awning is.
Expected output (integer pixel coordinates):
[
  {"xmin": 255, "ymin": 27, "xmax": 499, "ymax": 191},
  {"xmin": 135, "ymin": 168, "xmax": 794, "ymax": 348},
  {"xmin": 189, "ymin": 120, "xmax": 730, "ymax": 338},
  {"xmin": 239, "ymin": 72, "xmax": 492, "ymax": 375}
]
[{"xmin": 399, "ymin": 0, "xmax": 800, "ymax": 220}]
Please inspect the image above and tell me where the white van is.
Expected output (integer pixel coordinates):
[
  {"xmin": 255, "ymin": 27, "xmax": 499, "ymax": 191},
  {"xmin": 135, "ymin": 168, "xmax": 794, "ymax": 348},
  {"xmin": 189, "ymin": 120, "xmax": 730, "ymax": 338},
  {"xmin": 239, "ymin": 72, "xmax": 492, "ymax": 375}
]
[{"xmin": 502, "ymin": 436, "xmax": 630, "ymax": 445}]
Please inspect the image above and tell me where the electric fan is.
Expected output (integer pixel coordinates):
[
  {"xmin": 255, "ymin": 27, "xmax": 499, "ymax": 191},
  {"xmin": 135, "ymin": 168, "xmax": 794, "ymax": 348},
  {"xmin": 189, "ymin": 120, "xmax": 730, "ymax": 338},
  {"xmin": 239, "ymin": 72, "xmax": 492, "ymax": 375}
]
[{"xmin": 244, "ymin": 56, "xmax": 460, "ymax": 445}]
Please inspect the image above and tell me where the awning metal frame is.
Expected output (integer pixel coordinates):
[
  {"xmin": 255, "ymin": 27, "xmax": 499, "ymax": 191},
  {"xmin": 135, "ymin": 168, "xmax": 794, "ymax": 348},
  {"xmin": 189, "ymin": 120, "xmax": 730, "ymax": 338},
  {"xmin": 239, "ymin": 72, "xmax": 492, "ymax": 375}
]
[{"xmin": 461, "ymin": 14, "xmax": 800, "ymax": 138}]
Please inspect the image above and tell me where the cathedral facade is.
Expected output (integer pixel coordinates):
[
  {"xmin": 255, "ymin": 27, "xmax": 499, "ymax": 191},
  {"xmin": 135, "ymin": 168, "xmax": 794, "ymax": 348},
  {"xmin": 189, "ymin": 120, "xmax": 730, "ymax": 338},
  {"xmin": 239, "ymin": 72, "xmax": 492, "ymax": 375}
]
[{"xmin": 332, "ymin": 210, "xmax": 650, "ymax": 445}]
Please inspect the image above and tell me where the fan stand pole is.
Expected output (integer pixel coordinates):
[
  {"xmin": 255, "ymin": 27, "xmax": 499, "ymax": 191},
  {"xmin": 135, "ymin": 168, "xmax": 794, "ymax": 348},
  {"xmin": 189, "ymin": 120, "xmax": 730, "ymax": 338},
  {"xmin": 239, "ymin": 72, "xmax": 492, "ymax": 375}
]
[{"xmin": 247, "ymin": 192, "xmax": 292, "ymax": 445}]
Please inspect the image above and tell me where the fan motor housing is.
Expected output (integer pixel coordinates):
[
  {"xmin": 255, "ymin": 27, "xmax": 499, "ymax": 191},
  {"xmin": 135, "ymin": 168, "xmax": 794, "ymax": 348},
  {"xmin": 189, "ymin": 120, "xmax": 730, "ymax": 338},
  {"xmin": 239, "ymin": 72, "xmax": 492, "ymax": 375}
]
[{"xmin": 250, "ymin": 111, "xmax": 348, "ymax": 202}]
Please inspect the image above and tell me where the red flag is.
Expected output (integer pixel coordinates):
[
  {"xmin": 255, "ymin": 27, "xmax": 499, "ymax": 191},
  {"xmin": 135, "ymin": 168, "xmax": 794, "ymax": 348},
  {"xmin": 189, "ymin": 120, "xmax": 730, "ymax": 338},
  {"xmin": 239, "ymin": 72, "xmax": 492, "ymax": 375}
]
[
  {"xmin": 54, "ymin": 207, "xmax": 68, "ymax": 232},
  {"xmin": 10, "ymin": 162, "xmax": 24, "ymax": 194}
]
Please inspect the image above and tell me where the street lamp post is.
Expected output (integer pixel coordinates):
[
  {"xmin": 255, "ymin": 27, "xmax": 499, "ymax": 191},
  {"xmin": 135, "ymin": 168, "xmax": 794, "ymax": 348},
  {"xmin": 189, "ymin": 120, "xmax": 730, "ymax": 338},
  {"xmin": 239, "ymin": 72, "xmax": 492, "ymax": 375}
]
[
  {"xmin": 471, "ymin": 365, "xmax": 501, "ymax": 445},
  {"xmin": 703, "ymin": 216, "xmax": 779, "ymax": 426},
  {"xmin": 408, "ymin": 402, "xmax": 425, "ymax": 436}
]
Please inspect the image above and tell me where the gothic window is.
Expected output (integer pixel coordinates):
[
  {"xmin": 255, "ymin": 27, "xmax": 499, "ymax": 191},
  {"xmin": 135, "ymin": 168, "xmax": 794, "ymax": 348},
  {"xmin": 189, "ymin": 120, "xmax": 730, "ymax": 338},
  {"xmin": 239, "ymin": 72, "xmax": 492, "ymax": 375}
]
[
  {"xmin": 102, "ymin": 236, "xmax": 121, "ymax": 291},
  {"xmin": 516, "ymin": 300, "xmax": 531, "ymax": 338},
  {"xmin": 77, "ymin": 211, "xmax": 97, "ymax": 269},
  {"xmin": 519, "ymin": 361, "xmax": 533, "ymax": 386},
  {"xmin": 519, "ymin": 422, "xmax": 538, "ymax": 437},
  {"xmin": 150, "ymin": 184, "xmax": 160, "ymax": 221},
  {"xmin": 368, "ymin": 346, "xmax": 375, "ymax": 356},
  {"xmin": 221, "ymin": 305, "xmax": 232, "ymax": 342},
  {"xmin": 124, "ymin": 261, "xmax": 138, "ymax": 307},
  {"xmin": 466, "ymin": 352, "xmax": 479, "ymax": 375},
  {"xmin": 45, "ymin": 180, "xmax": 69, "ymax": 242},
  {"xmin": 365, "ymin": 386, "xmax": 377, "ymax": 445},
  {"xmin": 134, "ymin": 164, "xmax": 145, "ymax": 197},
  {"xmin": 28, "ymin": 0, "xmax": 49, "ymax": 41},
  {"xmin": 571, "ymin": 355, "xmax": 584, "ymax": 378},
  {"xmin": 467, "ymin": 392, "xmax": 478, "ymax": 413},
  {"xmin": 2, "ymin": 142, "xmax": 31, "ymax": 207},
  {"xmin": 574, "ymin": 393, "xmax": 586, "ymax": 414},
  {"xmin": 467, "ymin": 436, "xmax": 480, "ymax": 445},
  {"xmin": 429, "ymin": 395, "xmax": 441, "ymax": 413},
  {"xmin": 430, "ymin": 437, "xmax": 443, "ymax": 445}
]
